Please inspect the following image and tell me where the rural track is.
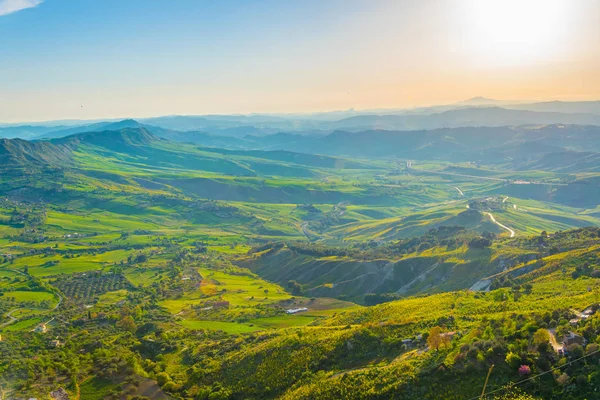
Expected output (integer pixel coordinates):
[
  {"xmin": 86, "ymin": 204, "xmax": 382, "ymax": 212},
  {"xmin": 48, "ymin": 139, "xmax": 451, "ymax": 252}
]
[
  {"xmin": 6, "ymin": 268, "xmax": 27, "ymax": 277},
  {"xmin": 0, "ymin": 269, "xmax": 63, "ymax": 328},
  {"xmin": 301, "ymin": 222, "xmax": 311, "ymax": 239},
  {"xmin": 52, "ymin": 292, "xmax": 63, "ymax": 311},
  {"xmin": 0, "ymin": 308, "xmax": 20, "ymax": 328},
  {"xmin": 548, "ymin": 329, "xmax": 563, "ymax": 352},
  {"xmin": 485, "ymin": 212, "xmax": 515, "ymax": 238}
]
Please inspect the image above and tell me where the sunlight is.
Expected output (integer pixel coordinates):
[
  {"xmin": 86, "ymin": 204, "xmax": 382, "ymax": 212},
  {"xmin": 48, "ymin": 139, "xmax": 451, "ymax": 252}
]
[{"xmin": 460, "ymin": 0, "xmax": 572, "ymax": 66}]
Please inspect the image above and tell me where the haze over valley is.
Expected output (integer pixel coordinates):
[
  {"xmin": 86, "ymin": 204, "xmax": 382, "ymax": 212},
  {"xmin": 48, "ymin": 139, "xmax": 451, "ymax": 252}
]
[{"xmin": 1, "ymin": 1, "xmax": 600, "ymax": 399}]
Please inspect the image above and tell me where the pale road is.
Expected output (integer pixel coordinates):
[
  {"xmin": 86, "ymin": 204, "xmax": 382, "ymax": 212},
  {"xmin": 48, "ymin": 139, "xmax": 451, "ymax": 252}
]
[
  {"xmin": 548, "ymin": 328, "xmax": 563, "ymax": 352},
  {"xmin": 454, "ymin": 187, "xmax": 464, "ymax": 196},
  {"xmin": 53, "ymin": 292, "xmax": 63, "ymax": 311},
  {"xmin": 0, "ymin": 308, "xmax": 20, "ymax": 328},
  {"xmin": 0, "ymin": 279, "xmax": 62, "ymax": 328},
  {"xmin": 486, "ymin": 212, "xmax": 516, "ymax": 238}
]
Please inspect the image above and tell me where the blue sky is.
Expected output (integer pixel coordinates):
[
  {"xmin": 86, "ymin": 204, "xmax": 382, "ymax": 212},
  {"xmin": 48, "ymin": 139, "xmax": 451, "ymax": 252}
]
[{"xmin": 1, "ymin": 0, "xmax": 599, "ymax": 122}]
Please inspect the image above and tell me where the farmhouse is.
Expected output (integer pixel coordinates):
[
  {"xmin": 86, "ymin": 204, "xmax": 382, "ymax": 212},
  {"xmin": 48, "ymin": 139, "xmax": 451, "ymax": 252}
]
[
  {"xmin": 582, "ymin": 308, "xmax": 595, "ymax": 317},
  {"xmin": 286, "ymin": 307, "xmax": 308, "ymax": 314},
  {"xmin": 34, "ymin": 324, "xmax": 48, "ymax": 333},
  {"xmin": 563, "ymin": 332, "xmax": 586, "ymax": 346}
]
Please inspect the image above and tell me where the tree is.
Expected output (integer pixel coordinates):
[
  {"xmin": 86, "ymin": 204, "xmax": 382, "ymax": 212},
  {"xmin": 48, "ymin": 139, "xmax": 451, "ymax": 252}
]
[
  {"xmin": 556, "ymin": 373, "xmax": 570, "ymax": 386},
  {"xmin": 567, "ymin": 343, "xmax": 584, "ymax": 359},
  {"xmin": 518, "ymin": 365, "xmax": 531, "ymax": 375},
  {"xmin": 427, "ymin": 326, "xmax": 450, "ymax": 350},
  {"xmin": 116, "ymin": 316, "xmax": 137, "ymax": 333},
  {"xmin": 156, "ymin": 372, "xmax": 170, "ymax": 386},
  {"xmin": 287, "ymin": 280, "xmax": 303, "ymax": 296},
  {"xmin": 505, "ymin": 352, "xmax": 521, "ymax": 369},
  {"xmin": 532, "ymin": 328, "xmax": 549, "ymax": 346},
  {"xmin": 586, "ymin": 343, "xmax": 599, "ymax": 355}
]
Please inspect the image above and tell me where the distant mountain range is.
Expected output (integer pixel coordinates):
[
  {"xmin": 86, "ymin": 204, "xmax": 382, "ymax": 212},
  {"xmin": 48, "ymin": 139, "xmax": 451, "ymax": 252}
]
[
  {"xmin": 3, "ymin": 99, "xmax": 600, "ymax": 140},
  {"xmin": 2, "ymin": 122, "xmax": 600, "ymax": 174},
  {"xmin": 252, "ymin": 124, "xmax": 600, "ymax": 163}
]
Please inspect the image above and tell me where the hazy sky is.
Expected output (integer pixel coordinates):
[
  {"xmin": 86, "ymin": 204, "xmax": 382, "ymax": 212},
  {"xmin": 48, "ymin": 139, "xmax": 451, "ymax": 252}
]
[{"xmin": 1, "ymin": 0, "xmax": 599, "ymax": 122}]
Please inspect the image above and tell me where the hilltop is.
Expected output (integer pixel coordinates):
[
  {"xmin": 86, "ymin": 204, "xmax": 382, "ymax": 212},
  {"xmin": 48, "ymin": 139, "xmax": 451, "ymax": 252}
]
[{"xmin": 0, "ymin": 137, "xmax": 72, "ymax": 168}]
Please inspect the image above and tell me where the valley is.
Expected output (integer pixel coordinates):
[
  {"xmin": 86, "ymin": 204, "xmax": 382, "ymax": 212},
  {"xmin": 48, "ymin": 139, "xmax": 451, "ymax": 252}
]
[
  {"xmin": 3, "ymin": 0, "xmax": 600, "ymax": 398},
  {"xmin": 0, "ymin": 119, "xmax": 599, "ymax": 399}
]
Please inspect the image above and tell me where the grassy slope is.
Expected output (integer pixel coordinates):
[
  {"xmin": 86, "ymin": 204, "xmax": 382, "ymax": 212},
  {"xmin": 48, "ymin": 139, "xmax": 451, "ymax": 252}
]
[{"xmin": 0, "ymin": 131, "xmax": 599, "ymax": 398}]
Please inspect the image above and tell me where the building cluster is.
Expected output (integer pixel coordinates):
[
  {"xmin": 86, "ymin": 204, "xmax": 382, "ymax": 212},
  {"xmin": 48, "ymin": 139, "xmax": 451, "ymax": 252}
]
[{"xmin": 285, "ymin": 307, "xmax": 308, "ymax": 314}]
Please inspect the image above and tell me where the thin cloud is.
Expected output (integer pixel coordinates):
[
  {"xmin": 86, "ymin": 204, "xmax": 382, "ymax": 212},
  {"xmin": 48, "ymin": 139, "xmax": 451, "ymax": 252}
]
[{"xmin": 0, "ymin": 0, "xmax": 43, "ymax": 17}]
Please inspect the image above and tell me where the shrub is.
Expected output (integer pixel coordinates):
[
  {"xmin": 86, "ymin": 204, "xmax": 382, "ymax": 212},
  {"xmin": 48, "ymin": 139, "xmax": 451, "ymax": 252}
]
[
  {"xmin": 567, "ymin": 343, "xmax": 584, "ymax": 359},
  {"xmin": 556, "ymin": 373, "xmax": 570, "ymax": 386},
  {"xmin": 505, "ymin": 352, "xmax": 521, "ymax": 369},
  {"xmin": 518, "ymin": 365, "xmax": 531, "ymax": 375}
]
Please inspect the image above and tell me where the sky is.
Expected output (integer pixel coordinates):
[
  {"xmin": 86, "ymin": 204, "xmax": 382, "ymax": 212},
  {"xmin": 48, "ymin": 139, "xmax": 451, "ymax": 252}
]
[{"xmin": 1, "ymin": 0, "xmax": 599, "ymax": 122}]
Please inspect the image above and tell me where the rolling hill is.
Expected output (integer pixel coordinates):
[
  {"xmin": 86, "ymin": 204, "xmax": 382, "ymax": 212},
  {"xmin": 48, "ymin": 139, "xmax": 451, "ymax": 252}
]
[{"xmin": 0, "ymin": 120, "xmax": 599, "ymax": 400}]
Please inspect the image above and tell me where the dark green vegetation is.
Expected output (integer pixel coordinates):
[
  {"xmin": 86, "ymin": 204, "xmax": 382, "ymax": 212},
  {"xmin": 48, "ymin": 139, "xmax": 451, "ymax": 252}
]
[{"xmin": 0, "ymin": 120, "xmax": 599, "ymax": 399}]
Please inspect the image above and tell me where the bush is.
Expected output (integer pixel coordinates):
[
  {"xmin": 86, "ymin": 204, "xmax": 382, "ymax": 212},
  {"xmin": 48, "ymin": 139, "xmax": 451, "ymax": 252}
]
[
  {"xmin": 567, "ymin": 343, "xmax": 584, "ymax": 359},
  {"xmin": 518, "ymin": 365, "xmax": 531, "ymax": 375},
  {"xmin": 586, "ymin": 343, "xmax": 599, "ymax": 355},
  {"xmin": 505, "ymin": 352, "xmax": 521, "ymax": 369},
  {"xmin": 557, "ymin": 373, "xmax": 570, "ymax": 386}
]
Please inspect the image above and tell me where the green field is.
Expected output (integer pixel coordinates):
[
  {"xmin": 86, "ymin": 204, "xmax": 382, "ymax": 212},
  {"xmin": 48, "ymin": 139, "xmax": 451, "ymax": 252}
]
[
  {"xmin": 3, "ymin": 317, "xmax": 42, "ymax": 332},
  {"xmin": 2, "ymin": 290, "xmax": 57, "ymax": 304}
]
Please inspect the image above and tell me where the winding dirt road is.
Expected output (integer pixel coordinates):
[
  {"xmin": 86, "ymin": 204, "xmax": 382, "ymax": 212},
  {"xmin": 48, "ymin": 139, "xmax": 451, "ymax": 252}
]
[
  {"xmin": 485, "ymin": 212, "xmax": 515, "ymax": 238},
  {"xmin": 548, "ymin": 329, "xmax": 564, "ymax": 352},
  {"xmin": 0, "ymin": 308, "xmax": 20, "ymax": 328}
]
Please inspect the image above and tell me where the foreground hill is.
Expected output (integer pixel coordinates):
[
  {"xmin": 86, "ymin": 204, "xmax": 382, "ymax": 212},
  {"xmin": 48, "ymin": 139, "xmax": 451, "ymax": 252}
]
[
  {"xmin": 239, "ymin": 227, "xmax": 600, "ymax": 303},
  {"xmin": 2, "ymin": 225, "xmax": 598, "ymax": 399}
]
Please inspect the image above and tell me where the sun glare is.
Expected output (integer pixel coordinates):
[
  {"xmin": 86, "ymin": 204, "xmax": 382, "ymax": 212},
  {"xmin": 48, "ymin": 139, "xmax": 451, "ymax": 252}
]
[{"xmin": 460, "ymin": 0, "xmax": 572, "ymax": 66}]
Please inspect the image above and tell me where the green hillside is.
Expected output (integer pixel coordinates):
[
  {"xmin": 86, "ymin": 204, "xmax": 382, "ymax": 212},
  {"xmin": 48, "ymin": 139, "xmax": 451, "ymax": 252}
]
[{"xmin": 0, "ymin": 127, "xmax": 598, "ymax": 399}]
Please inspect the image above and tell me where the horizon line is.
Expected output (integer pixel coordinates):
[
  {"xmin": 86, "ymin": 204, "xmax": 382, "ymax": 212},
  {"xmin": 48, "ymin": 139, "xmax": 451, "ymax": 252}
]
[{"xmin": 3, "ymin": 97, "xmax": 600, "ymax": 126}]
